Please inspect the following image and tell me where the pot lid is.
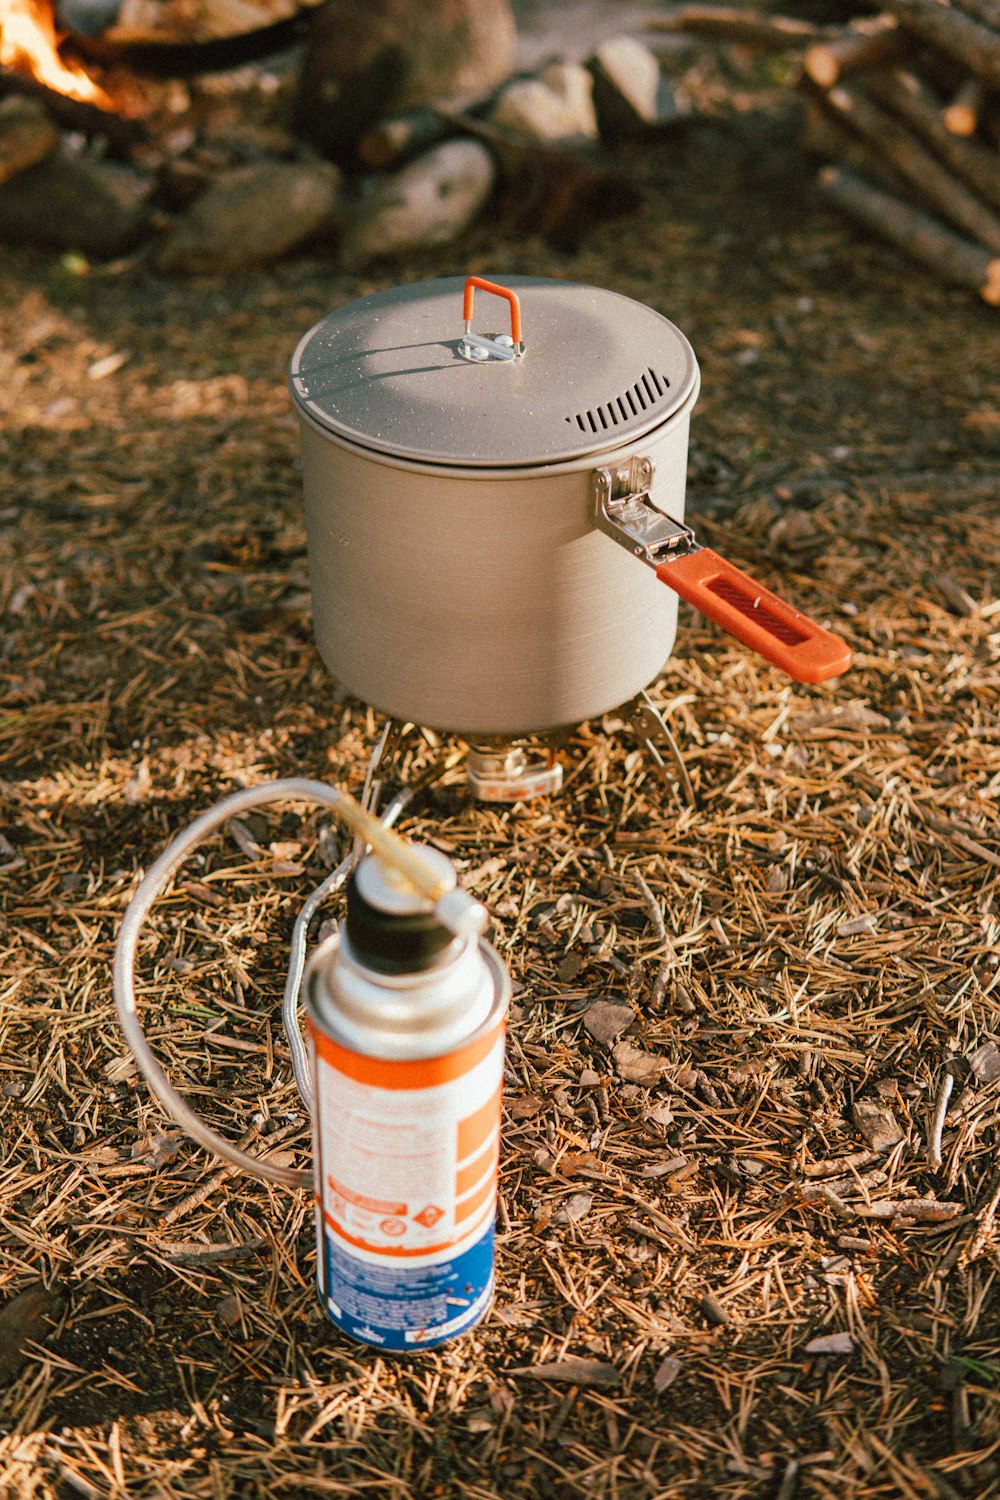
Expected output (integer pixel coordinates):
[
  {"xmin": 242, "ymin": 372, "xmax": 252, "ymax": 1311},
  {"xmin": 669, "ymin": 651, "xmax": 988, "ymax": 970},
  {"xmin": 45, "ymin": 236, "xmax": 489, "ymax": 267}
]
[{"xmin": 289, "ymin": 275, "xmax": 699, "ymax": 468}]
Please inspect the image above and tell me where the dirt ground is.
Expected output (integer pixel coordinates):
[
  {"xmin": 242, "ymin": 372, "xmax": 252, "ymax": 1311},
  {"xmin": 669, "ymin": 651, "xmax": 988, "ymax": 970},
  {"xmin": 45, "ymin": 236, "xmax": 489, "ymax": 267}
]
[{"xmin": 3, "ymin": 17, "xmax": 1000, "ymax": 1500}]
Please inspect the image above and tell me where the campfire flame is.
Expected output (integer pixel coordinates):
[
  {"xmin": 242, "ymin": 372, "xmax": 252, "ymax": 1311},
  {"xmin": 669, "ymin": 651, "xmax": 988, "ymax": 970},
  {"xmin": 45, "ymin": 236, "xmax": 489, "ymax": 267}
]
[{"xmin": 1, "ymin": 0, "xmax": 112, "ymax": 107}]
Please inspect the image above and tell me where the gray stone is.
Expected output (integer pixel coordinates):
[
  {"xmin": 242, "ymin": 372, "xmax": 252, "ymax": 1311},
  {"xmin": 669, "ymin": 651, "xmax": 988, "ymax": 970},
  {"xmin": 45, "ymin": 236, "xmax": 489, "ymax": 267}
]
[
  {"xmin": 339, "ymin": 138, "xmax": 494, "ymax": 268},
  {"xmin": 296, "ymin": 0, "xmax": 515, "ymax": 164},
  {"xmin": 0, "ymin": 147, "xmax": 150, "ymax": 256},
  {"xmin": 587, "ymin": 35, "xmax": 682, "ymax": 140},
  {"xmin": 155, "ymin": 159, "xmax": 341, "ymax": 273},
  {"xmin": 0, "ymin": 98, "xmax": 60, "ymax": 188},
  {"xmin": 490, "ymin": 62, "xmax": 599, "ymax": 142}
]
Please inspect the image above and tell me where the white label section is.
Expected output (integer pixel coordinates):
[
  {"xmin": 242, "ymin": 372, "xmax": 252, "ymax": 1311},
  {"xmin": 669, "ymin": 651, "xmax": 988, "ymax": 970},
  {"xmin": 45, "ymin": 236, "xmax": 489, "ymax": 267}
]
[{"xmin": 313, "ymin": 1030, "xmax": 504, "ymax": 1259}]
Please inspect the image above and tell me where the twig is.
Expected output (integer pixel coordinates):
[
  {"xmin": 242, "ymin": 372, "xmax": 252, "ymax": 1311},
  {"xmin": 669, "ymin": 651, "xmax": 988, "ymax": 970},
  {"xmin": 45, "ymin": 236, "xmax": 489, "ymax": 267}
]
[
  {"xmin": 632, "ymin": 869, "xmax": 675, "ymax": 1008},
  {"xmin": 928, "ymin": 1068, "xmax": 955, "ymax": 1172}
]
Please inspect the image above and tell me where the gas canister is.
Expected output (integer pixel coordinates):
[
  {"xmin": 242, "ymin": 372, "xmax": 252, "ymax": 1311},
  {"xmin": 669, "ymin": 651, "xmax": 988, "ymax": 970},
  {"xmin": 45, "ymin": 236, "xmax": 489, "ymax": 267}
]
[{"xmin": 304, "ymin": 847, "xmax": 510, "ymax": 1349}]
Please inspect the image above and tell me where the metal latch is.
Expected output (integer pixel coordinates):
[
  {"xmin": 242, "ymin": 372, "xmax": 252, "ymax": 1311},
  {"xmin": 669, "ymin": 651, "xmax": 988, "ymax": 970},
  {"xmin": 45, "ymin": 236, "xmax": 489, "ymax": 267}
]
[{"xmin": 592, "ymin": 457, "xmax": 699, "ymax": 569}]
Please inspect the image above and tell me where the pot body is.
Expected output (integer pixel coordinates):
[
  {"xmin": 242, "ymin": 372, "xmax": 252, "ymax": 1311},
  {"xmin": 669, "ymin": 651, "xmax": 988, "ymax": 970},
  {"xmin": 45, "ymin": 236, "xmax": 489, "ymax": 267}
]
[{"xmin": 296, "ymin": 380, "xmax": 698, "ymax": 738}]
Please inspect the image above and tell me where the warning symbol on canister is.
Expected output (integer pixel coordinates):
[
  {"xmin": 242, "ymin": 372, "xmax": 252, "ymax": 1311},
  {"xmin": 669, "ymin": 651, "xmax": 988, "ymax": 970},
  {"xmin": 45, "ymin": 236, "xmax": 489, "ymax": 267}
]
[{"xmin": 413, "ymin": 1204, "xmax": 445, "ymax": 1228}]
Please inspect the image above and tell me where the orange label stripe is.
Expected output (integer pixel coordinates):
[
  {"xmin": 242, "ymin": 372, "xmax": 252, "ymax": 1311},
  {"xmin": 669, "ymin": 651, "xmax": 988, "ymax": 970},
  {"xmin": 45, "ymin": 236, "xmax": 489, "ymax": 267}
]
[
  {"xmin": 311, "ymin": 1019, "xmax": 504, "ymax": 1090},
  {"xmin": 456, "ymin": 1138, "xmax": 499, "ymax": 1199},
  {"xmin": 457, "ymin": 1080, "xmax": 503, "ymax": 1160}
]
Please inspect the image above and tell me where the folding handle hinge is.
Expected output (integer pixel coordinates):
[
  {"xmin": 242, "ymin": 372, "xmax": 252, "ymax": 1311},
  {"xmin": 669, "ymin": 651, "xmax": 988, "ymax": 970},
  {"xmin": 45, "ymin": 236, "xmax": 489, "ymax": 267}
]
[{"xmin": 592, "ymin": 458, "xmax": 699, "ymax": 568}]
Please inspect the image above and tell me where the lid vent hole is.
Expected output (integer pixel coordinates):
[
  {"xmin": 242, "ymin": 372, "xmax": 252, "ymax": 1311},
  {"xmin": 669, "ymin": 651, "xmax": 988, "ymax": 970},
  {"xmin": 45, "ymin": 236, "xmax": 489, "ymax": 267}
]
[{"xmin": 566, "ymin": 370, "xmax": 674, "ymax": 435}]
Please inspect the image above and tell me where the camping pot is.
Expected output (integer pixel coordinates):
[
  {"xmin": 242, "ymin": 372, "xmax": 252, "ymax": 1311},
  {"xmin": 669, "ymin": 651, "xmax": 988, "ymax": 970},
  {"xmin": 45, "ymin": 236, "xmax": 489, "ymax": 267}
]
[{"xmin": 290, "ymin": 275, "xmax": 850, "ymax": 738}]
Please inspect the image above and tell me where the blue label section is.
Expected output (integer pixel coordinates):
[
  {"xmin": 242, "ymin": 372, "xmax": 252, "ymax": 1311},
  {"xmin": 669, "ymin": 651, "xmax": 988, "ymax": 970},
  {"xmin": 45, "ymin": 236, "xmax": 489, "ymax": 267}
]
[{"xmin": 320, "ymin": 1222, "xmax": 495, "ymax": 1350}]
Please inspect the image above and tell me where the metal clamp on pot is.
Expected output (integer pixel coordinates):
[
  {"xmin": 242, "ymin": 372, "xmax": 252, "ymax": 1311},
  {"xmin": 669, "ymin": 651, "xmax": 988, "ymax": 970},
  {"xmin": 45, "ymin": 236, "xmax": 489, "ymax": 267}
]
[{"xmin": 592, "ymin": 457, "xmax": 852, "ymax": 685}]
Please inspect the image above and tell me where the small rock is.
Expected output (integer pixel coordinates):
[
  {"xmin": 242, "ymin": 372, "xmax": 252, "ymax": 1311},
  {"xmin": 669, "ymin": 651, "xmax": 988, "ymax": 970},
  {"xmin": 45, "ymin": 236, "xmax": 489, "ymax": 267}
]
[
  {"xmin": 852, "ymin": 1098, "xmax": 905, "ymax": 1153},
  {"xmin": 0, "ymin": 1283, "xmax": 63, "ymax": 1383},
  {"xmin": 582, "ymin": 1000, "xmax": 635, "ymax": 1046},
  {"xmin": 155, "ymin": 160, "xmax": 341, "ymax": 274},
  {"xmin": 805, "ymin": 1330, "xmax": 854, "ymax": 1356},
  {"xmin": 0, "ymin": 148, "xmax": 150, "ymax": 256},
  {"xmin": 296, "ymin": 0, "xmax": 515, "ymax": 163},
  {"xmin": 700, "ymin": 1291, "xmax": 731, "ymax": 1326},
  {"xmin": 491, "ymin": 62, "xmax": 599, "ymax": 142},
  {"xmin": 586, "ymin": 35, "xmax": 682, "ymax": 140},
  {"xmin": 654, "ymin": 1354, "xmax": 683, "ymax": 1393},
  {"xmin": 968, "ymin": 1040, "xmax": 1000, "ymax": 1085},
  {"xmin": 553, "ymin": 1192, "xmax": 593, "ymax": 1224},
  {"xmin": 0, "ymin": 97, "xmax": 60, "ymax": 188},
  {"xmin": 339, "ymin": 139, "xmax": 494, "ymax": 268},
  {"xmin": 612, "ymin": 1040, "xmax": 671, "ymax": 1087}
]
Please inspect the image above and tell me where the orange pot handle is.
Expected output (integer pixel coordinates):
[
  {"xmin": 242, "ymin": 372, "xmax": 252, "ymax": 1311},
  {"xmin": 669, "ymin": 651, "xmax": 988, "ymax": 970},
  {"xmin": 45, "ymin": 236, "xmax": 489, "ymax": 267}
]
[
  {"xmin": 463, "ymin": 276, "xmax": 523, "ymax": 347},
  {"xmin": 657, "ymin": 548, "xmax": 852, "ymax": 684}
]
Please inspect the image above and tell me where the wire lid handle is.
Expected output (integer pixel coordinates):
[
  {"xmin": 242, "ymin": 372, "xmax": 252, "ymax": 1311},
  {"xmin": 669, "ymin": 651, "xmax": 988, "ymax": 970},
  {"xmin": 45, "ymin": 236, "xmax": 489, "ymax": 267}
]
[{"xmin": 463, "ymin": 275, "xmax": 523, "ymax": 347}]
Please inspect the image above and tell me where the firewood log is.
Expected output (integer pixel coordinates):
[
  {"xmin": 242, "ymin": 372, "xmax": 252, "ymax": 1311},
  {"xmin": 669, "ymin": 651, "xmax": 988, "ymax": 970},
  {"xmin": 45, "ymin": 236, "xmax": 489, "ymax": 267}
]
[
  {"xmin": 802, "ymin": 99, "xmax": 912, "ymax": 199},
  {"xmin": 818, "ymin": 164, "xmax": 1000, "ymax": 303},
  {"xmin": 865, "ymin": 69, "xmax": 1000, "ymax": 213},
  {"xmin": 943, "ymin": 76, "xmax": 987, "ymax": 136},
  {"xmin": 878, "ymin": 0, "xmax": 1000, "ymax": 90},
  {"xmin": 823, "ymin": 80, "xmax": 1000, "ymax": 251},
  {"xmin": 650, "ymin": 5, "xmax": 833, "ymax": 49},
  {"xmin": 802, "ymin": 16, "xmax": 910, "ymax": 89},
  {"xmin": 954, "ymin": 0, "xmax": 1000, "ymax": 33}
]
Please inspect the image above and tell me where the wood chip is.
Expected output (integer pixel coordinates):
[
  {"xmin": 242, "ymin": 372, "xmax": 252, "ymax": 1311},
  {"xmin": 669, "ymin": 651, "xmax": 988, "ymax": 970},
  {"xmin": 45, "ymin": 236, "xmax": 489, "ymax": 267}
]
[
  {"xmin": 968, "ymin": 1040, "xmax": 1000, "ymax": 1084},
  {"xmin": 805, "ymin": 1330, "xmax": 854, "ymax": 1355},
  {"xmin": 511, "ymin": 1356, "xmax": 621, "ymax": 1387},
  {"xmin": 852, "ymin": 1098, "xmax": 905, "ymax": 1152},
  {"xmin": 654, "ymin": 1355, "xmax": 683, "ymax": 1392},
  {"xmin": 581, "ymin": 999, "xmax": 635, "ymax": 1046}
]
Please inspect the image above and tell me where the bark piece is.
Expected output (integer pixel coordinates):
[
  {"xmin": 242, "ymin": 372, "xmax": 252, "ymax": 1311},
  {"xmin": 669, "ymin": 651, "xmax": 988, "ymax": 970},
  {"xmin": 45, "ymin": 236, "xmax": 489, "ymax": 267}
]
[
  {"xmin": 611, "ymin": 1039, "xmax": 672, "ymax": 1086},
  {"xmin": 339, "ymin": 138, "xmax": 494, "ymax": 269},
  {"xmin": 0, "ymin": 147, "xmax": 150, "ymax": 255},
  {"xmin": 817, "ymin": 164, "xmax": 1000, "ymax": 304},
  {"xmin": 582, "ymin": 1000, "xmax": 635, "ymax": 1046},
  {"xmin": 586, "ymin": 35, "xmax": 683, "ymax": 140},
  {"xmin": 490, "ymin": 62, "xmax": 599, "ymax": 143},
  {"xmin": 295, "ymin": 0, "xmax": 515, "ymax": 165},
  {"xmin": 0, "ymin": 97, "xmax": 60, "ymax": 187},
  {"xmin": 853, "ymin": 1097, "xmax": 905, "ymax": 1152},
  {"xmin": 155, "ymin": 160, "xmax": 341, "ymax": 273}
]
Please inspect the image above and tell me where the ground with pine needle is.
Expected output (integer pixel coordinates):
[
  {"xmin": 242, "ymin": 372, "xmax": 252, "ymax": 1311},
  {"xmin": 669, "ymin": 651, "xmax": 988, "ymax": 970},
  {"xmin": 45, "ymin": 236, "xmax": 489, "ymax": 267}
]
[{"xmin": 2, "ymin": 51, "xmax": 1000, "ymax": 1500}]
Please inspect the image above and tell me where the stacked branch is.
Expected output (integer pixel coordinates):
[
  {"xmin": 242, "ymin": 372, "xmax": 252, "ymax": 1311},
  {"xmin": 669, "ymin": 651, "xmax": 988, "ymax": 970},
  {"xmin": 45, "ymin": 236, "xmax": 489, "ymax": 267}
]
[{"xmin": 652, "ymin": 3, "xmax": 1000, "ymax": 304}]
